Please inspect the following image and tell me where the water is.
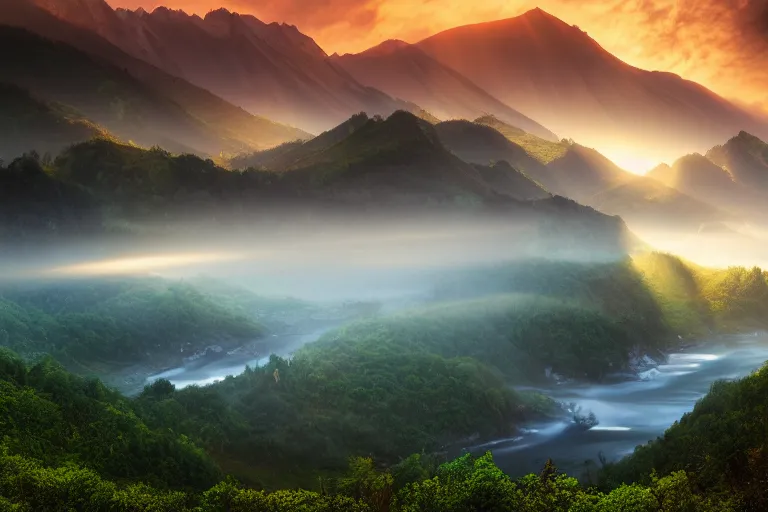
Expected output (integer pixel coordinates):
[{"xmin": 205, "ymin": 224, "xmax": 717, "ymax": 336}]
[
  {"xmin": 148, "ymin": 331, "xmax": 768, "ymax": 478},
  {"xmin": 145, "ymin": 330, "xmax": 326, "ymax": 389},
  {"xmin": 464, "ymin": 334, "xmax": 768, "ymax": 478}
]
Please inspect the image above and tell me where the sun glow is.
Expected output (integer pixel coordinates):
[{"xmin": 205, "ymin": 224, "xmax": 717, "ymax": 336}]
[
  {"xmin": 599, "ymin": 148, "xmax": 661, "ymax": 175},
  {"xmin": 47, "ymin": 252, "xmax": 246, "ymax": 276}
]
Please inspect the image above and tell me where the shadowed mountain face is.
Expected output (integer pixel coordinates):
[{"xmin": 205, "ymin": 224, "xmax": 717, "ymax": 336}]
[
  {"xmin": 0, "ymin": 83, "xmax": 111, "ymax": 161},
  {"xmin": 416, "ymin": 8, "xmax": 768, "ymax": 166},
  {"xmin": 642, "ymin": 132, "xmax": 768, "ymax": 219},
  {"xmin": 0, "ymin": 1, "xmax": 310, "ymax": 155},
  {"xmin": 22, "ymin": 0, "xmax": 414, "ymax": 133},
  {"xmin": 434, "ymin": 117, "xmax": 722, "ymax": 230},
  {"xmin": 333, "ymin": 40, "xmax": 557, "ymax": 141},
  {"xmin": 707, "ymin": 132, "xmax": 768, "ymax": 190},
  {"xmin": 647, "ymin": 154, "xmax": 747, "ymax": 212}
]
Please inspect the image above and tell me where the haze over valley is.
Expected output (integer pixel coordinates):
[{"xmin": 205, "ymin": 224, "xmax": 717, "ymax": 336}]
[{"xmin": 2, "ymin": 1, "xmax": 768, "ymax": 511}]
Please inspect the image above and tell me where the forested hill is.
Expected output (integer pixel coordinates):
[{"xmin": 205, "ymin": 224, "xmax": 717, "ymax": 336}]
[{"xmin": 0, "ymin": 128, "xmax": 634, "ymax": 260}]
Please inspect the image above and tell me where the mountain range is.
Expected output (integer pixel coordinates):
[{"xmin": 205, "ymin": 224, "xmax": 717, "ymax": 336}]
[
  {"xmin": 414, "ymin": 8, "xmax": 768, "ymax": 167},
  {"xmin": 332, "ymin": 40, "xmax": 556, "ymax": 140},
  {"xmin": 9, "ymin": 0, "xmax": 418, "ymax": 134},
  {"xmin": 2, "ymin": 0, "xmax": 768, "ymax": 244}
]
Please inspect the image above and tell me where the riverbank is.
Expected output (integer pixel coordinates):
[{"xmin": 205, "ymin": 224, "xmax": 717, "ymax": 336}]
[{"xmin": 458, "ymin": 332, "xmax": 768, "ymax": 480}]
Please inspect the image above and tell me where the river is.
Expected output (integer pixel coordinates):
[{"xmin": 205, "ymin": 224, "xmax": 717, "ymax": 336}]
[
  {"xmin": 464, "ymin": 333, "xmax": 768, "ymax": 479},
  {"xmin": 148, "ymin": 331, "xmax": 768, "ymax": 480}
]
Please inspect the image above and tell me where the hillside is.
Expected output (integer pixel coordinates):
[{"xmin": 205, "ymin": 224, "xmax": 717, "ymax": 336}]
[
  {"xmin": 416, "ymin": 8, "xmax": 768, "ymax": 167},
  {"xmin": 475, "ymin": 114, "xmax": 568, "ymax": 163},
  {"xmin": 20, "ymin": 0, "xmax": 415, "ymax": 133},
  {"xmin": 333, "ymin": 40, "xmax": 556, "ymax": 140},
  {"xmin": 0, "ymin": 1, "xmax": 310, "ymax": 154},
  {"xmin": 0, "ymin": 83, "xmax": 111, "ymax": 161},
  {"xmin": 472, "ymin": 161, "xmax": 550, "ymax": 201}
]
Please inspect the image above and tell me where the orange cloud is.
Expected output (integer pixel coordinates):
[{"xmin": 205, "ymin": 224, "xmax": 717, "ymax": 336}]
[{"xmin": 108, "ymin": 0, "xmax": 768, "ymax": 114}]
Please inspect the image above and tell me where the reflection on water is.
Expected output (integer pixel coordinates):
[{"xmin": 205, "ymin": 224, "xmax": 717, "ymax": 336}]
[
  {"xmin": 145, "ymin": 331, "xmax": 327, "ymax": 390},
  {"xmin": 464, "ymin": 335, "xmax": 768, "ymax": 478}
]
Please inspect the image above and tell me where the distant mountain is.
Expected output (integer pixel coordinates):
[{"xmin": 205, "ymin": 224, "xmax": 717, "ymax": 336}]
[
  {"xmin": 238, "ymin": 112, "xmax": 560, "ymax": 204},
  {"xmin": 706, "ymin": 132, "xmax": 768, "ymax": 190},
  {"xmin": 21, "ymin": 0, "xmax": 415, "ymax": 133},
  {"xmin": 435, "ymin": 119, "xmax": 623, "ymax": 198},
  {"xmin": 475, "ymin": 115, "xmax": 566, "ymax": 163},
  {"xmin": 333, "ymin": 40, "xmax": 556, "ymax": 141},
  {"xmin": 416, "ymin": 8, "xmax": 768, "ymax": 165},
  {"xmin": 587, "ymin": 175, "xmax": 726, "ymax": 230},
  {"xmin": 472, "ymin": 161, "xmax": 550, "ymax": 201},
  {"xmin": 0, "ymin": 0, "xmax": 310, "ymax": 155},
  {"xmin": 60, "ymin": 114, "xmax": 636, "ymax": 256},
  {"xmin": 434, "ymin": 117, "xmax": 722, "ymax": 229},
  {"xmin": 0, "ymin": 83, "xmax": 112, "ymax": 161},
  {"xmin": 646, "ymin": 154, "xmax": 748, "ymax": 213},
  {"xmin": 254, "ymin": 111, "xmax": 497, "ymax": 205}
]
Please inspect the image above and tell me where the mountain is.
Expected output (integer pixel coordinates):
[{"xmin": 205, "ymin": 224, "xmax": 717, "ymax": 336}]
[
  {"xmin": 230, "ymin": 113, "xmax": 372, "ymax": 171},
  {"xmin": 255, "ymin": 111, "xmax": 497, "ymax": 206},
  {"xmin": 0, "ymin": 83, "xmax": 113, "ymax": 161},
  {"xmin": 646, "ymin": 154, "xmax": 748, "ymax": 212},
  {"xmin": 236, "ymin": 111, "xmax": 593, "ymax": 208},
  {"xmin": 22, "ymin": 0, "xmax": 415, "ymax": 133},
  {"xmin": 706, "ymin": 131, "xmax": 768, "ymax": 190},
  {"xmin": 416, "ymin": 8, "xmax": 768, "ymax": 166},
  {"xmin": 0, "ymin": 0, "xmax": 310, "ymax": 155},
  {"xmin": 475, "ymin": 115, "xmax": 567, "ymax": 163},
  {"xmin": 332, "ymin": 40, "xmax": 557, "ymax": 141},
  {"xmin": 434, "ymin": 119, "xmax": 623, "ymax": 198},
  {"xmin": 587, "ymin": 175, "xmax": 726, "ymax": 230},
  {"xmin": 472, "ymin": 160, "xmax": 550, "ymax": 201},
  {"xmin": 434, "ymin": 118, "xmax": 722, "ymax": 229}
]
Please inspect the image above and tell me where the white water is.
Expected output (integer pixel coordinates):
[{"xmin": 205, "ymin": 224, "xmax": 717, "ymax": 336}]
[
  {"xmin": 144, "ymin": 330, "xmax": 325, "ymax": 390},
  {"xmin": 465, "ymin": 334, "xmax": 768, "ymax": 478}
]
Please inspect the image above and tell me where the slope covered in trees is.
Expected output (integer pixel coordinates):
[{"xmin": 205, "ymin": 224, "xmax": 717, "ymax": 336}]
[
  {"xmin": 0, "ymin": 277, "xmax": 264, "ymax": 374},
  {"xmin": 0, "ymin": 347, "xmax": 741, "ymax": 511}
]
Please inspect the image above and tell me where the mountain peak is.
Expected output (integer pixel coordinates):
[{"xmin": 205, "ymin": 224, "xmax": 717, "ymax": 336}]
[{"xmin": 365, "ymin": 39, "xmax": 410, "ymax": 55}]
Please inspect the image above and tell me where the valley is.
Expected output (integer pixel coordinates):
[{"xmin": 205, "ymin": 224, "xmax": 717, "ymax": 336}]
[{"xmin": 1, "ymin": 0, "xmax": 768, "ymax": 510}]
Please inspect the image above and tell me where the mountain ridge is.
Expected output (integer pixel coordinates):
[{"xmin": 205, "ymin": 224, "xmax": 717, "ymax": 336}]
[
  {"xmin": 22, "ymin": 0, "xmax": 418, "ymax": 133},
  {"xmin": 414, "ymin": 7, "xmax": 768, "ymax": 167},
  {"xmin": 333, "ymin": 39, "xmax": 557, "ymax": 140}
]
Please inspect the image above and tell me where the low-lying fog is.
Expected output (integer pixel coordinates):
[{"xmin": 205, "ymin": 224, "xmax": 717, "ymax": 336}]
[{"xmin": 5, "ymin": 213, "xmax": 768, "ymax": 482}]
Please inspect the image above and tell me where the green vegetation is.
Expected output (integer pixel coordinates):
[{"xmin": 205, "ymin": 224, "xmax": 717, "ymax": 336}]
[
  {"xmin": 475, "ymin": 115, "xmax": 568, "ymax": 164},
  {"xmin": 0, "ymin": 347, "xmax": 742, "ymax": 510},
  {"xmin": 601, "ymin": 361, "xmax": 768, "ymax": 511},
  {"xmin": 0, "ymin": 277, "xmax": 263, "ymax": 373},
  {"xmin": 0, "ymin": 349, "xmax": 220, "ymax": 491},
  {"xmin": 1, "ymin": 251, "xmax": 768, "ymax": 509},
  {"xmin": 316, "ymin": 296, "xmax": 639, "ymax": 381}
]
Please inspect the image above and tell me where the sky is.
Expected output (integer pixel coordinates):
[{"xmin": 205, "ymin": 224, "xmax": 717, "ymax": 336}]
[{"xmin": 108, "ymin": 0, "xmax": 768, "ymax": 116}]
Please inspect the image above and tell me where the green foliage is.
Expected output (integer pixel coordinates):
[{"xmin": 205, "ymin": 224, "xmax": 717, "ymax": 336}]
[
  {"xmin": 475, "ymin": 115, "xmax": 568, "ymax": 164},
  {"xmin": 0, "ymin": 352, "xmax": 220, "ymax": 491},
  {"xmin": 601, "ymin": 362, "xmax": 768, "ymax": 509},
  {"xmin": 0, "ymin": 278, "xmax": 263, "ymax": 369},
  {"xmin": 137, "ymin": 350, "xmax": 531, "ymax": 481}
]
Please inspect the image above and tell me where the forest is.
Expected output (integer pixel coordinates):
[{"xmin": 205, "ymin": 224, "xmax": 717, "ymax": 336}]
[{"xmin": 1, "ymin": 252, "xmax": 768, "ymax": 509}]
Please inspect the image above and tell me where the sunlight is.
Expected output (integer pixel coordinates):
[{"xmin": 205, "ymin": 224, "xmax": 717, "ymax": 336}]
[
  {"xmin": 598, "ymin": 148, "xmax": 661, "ymax": 175},
  {"xmin": 46, "ymin": 252, "xmax": 246, "ymax": 276}
]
